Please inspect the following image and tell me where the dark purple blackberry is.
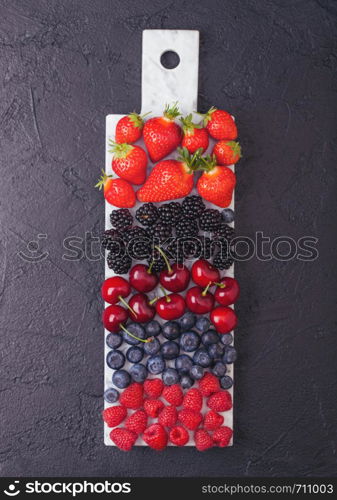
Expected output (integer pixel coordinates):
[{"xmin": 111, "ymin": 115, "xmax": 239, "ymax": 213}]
[
  {"xmin": 176, "ymin": 218, "xmax": 199, "ymax": 238},
  {"xmin": 109, "ymin": 209, "xmax": 133, "ymax": 231},
  {"xmin": 199, "ymin": 209, "xmax": 222, "ymax": 231},
  {"xmin": 148, "ymin": 246, "xmax": 171, "ymax": 272},
  {"xmin": 158, "ymin": 202, "xmax": 183, "ymax": 224},
  {"xmin": 101, "ymin": 229, "xmax": 124, "ymax": 253},
  {"xmin": 215, "ymin": 223, "xmax": 235, "ymax": 242},
  {"xmin": 181, "ymin": 195, "xmax": 205, "ymax": 219},
  {"xmin": 107, "ymin": 253, "xmax": 132, "ymax": 274},
  {"xmin": 123, "ymin": 226, "xmax": 151, "ymax": 260},
  {"xmin": 166, "ymin": 237, "xmax": 199, "ymax": 262},
  {"xmin": 213, "ymin": 251, "xmax": 234, "ymax": 270},
  {"xmin": 197, "ymin": 236, "xmax": 215, "ymax": 259},
  {"xmin": 149, "ymin": 222, "xmax": 172, "ymax": 241},
  {"xmin": 135, "ymin": 203, "xmax": 159, "ymax": 227},
  {"xmin": 122, "ymin": 226, "xmax": 149, "ymax": 243}
]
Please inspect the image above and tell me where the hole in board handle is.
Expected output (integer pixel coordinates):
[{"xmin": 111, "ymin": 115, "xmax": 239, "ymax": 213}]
[{"xmin": 160, "ymin": 51, "xmax": 180, "ymax": 70}]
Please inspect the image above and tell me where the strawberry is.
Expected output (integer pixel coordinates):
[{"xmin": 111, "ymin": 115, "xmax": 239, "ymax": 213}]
[
  {"xmin": 200, "ymin": 107, "xmax": 237, "ymax": 141},
  {"xmin": 197, "ymin": 155, "xmax": 236, "ymax": 208},
  {"xmin": 143, "ymin": 399, "xmax": 164, "ymax": 418},
  {"xmin": 115, "ymin": 112, "xmax": 149, "ymax": 144},
  {"xmin": 169, "ymin": 425, "xmax": 189, "ymax": 446},
  {"xmin": 180, "ymin": 114, "xmax": 209, "ymax": 154},
  {"xmin": 143, "ymin": 423, "xmax": 168, "ymax": 450},
  {"xmin": 143, "ymin": 103, "xmax": 182, "ymax": 162},
  {"xmin": 213, "ymin": 140, "xmax": 241, "ymax": 166},
  {"xmin": 162, "ymin": 384, "xmax": 183, "ymax": 406},
  {"xmin": 125, "ymin": 409, "xmax": 147, "ymax": 434},
  {"xmin": 203, "ymin": 410, "xmax": 224, "ymax": 431},
  {"xmin": 182, "ymin": 388, "xmax": 203, "ymax": 412},
  {"xmin": 120, "ymin": 382, "xmax": 144, "ymax": 409},
  {"xmin": 213, "ymin": 426, "xmax": 233, "ymax": 447},
  {"xmin": 178, "ymin": 409, "xmax": 202, "ymax": 430},
  {"xmin": 199, "ymin": 373, "xmax": 220, "ymax": 397},
  {"xmin": 109, "ymin": 141, "xmax": 147, "ymax": 185},
  {"xmin": 158, "ymin": 405, "xmax": 178, "ymax": 427},
  {"xmin": 102, "ymin": 405, "xmax": 127, "ymax": 427},
  {"xmin": 207, "ymin": 390, "xmax": 233, "ymax": 412},
  {"xmin": 194, "ymin": 429, "xmax": 213, "ymax": 451},
  {"xmin": 110, "ymin": 428, "xmax": 137, "ymax": 451},
  {"xmin": 95, "ymin": 170, "xmax": 136, "ymax": 208},
  {"xmin": 144, "ymin": 378, "xmax": 164, "ymax": 398}
]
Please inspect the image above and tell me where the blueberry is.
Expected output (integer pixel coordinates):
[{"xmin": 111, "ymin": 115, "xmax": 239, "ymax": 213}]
[
  {"xmin": 190, "ymin": 364, "xmax": 204, "ymax": 380},
  {"xmin": 144, "ymin": 337, "xmax": 161, "ymax": 356},
  {"xmin": 201, "ymin": 329, "xmax": 219, "ymax": 346},
  {"xmin": 195, "ymin": 316, "xmax": 211, "ymax": 333},
  {"xmin": 145, "ymin": 320, "xmax": 161, "ymax": 338},
  {"xmin": 223, "ymin": 346, "xmax": 237, "ymax": 364},
  {"xmin": 221, "ymin": 333, "xmax": 233, "ymax": 345},
  {"xmin": 162, "ymin": 321, "xmax": 181, "ymax": 340},
  {"xmin": 130, "ymin": 363, "xmax": 148, "ymax": 383},
  {"xmin": 212, "ymin": 361, "xmax": 227, "ymax": 378},
  {"xmin": 126, "ymin": 346, "xmax": 144, "ymax": 364},
  {"xmin": 175, "ymin": 354, "xmax": 193, "ymax": 374},
  {"xmin": 106, "ymin": 350, "xmax": 125, "ymax": 370},
  {"xmin": 180, "ymin": 331, "xmax": 200, "ymax": 352},
  {"xmin": 122, "ymin": 323, "xmax": 146, "ymax": 345},
  {"xmin": 180, "ymin": 375, "xmax": 194, "ymax": 389},
  {"xmin": 106, "ymin": 332, "xmax": 123, "ymax": 349},
  {"xmin": 193, "ymin": 348, "xmax": 212, "ymax": 367},
  {"xmin": 220, "ymin": 375, "xmax": 233, "ymax": 389},
  {"xmin": 104, "ymin": 387, "xmax": 119, "ymax": 403},
  {"xmin": 208, "ymin": 343, "xmax": 225, "ymax": 360},
  {"xmin": 221, "ymin": 208, "xmax": 234, "ymax": 223},
  {"xmin": 112, "ymin": 369, "xmax": 131, "ymax": 389},
  {"xmin": 162, "ymin": 367, "xmax": 180, "ymax": 385},
  {"xmin": 147, "ymin": 355, "xmax": 166, "ymax": 375},
  {"xmin": 179, "ymin": 312, "xmax": 196, "ymax": 331},
  {"xmin": 161, "ymin": 340, "xmax": 180, "ymax": 360}
]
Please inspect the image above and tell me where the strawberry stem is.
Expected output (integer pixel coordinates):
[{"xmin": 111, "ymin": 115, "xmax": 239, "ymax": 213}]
[
  {"xmin": 163, "ymin": 102, "xmax": 180, "ymax": 120},
  {"xmin": 108, "ymin": 140, "xmax": 133, "ymax": 158},
  {"xmin": 95, "ymin": 169, "xmax": 112, "ymax": 190},
  {"xmin": 119, "ymin": 323, "xmax": 152, "ymax": 343},
  {"xmin": 154, "ymin": 246, "xmax": 172, "ymax": 274}
]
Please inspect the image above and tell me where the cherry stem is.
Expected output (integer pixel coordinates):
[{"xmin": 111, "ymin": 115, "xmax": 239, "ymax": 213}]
[
  {"xmin": 214, "ymin": 282, "xmax": 226, "ymax": 289},
  {"xmin": 154, "ymin": 246, "xmax": 172, "ymax": 274},
  {"xmin": 147, "ymin": 261, "xmax": 154, "ymax": 274},
  {"xmin": 118, "ymin": 296, "xmax": 137, "ymax": 317},
  {"xmin": 119, "ymin": 323, "xmax": 152, "ymax": 343},
  {"xmin": 149, "ymin": 297, "xmax": 159, "ymax": 305},
  {"xmin": 160, "ymin": 285, "xmax": 171, "ymax": 303},
  {"xmin": 202, "ymin": 282, "xmax": 212, "ymax": 296}
]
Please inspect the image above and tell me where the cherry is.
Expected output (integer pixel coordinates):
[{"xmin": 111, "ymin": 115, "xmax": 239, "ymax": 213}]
[
  {"xmin": 103, "ymin": 304, "xmax": 128, "ymax": 333},
  {"xmin": 210, "ymin": 306, "xmax": 237, "ymax": 334},
  {"xmin": 101, "ymin": 276, "xmax": 131, "ymax": 305},
  {"xmin": 129, "ymin": 293, "xmax": 156, "ymax": 323},
  {"xmin": 214, "ymin": 277, "xmax": 240, "ymax": 306},
  {"xmin": 191, "ymin": 259, "xmax": 220, "ymax": 287},
  {"xmin": 129, "ymin": 264, "xmax": 158, "ymax": 293},
  {"xmin": 186, "ymin": 285, "xmax": 215, "ymax": 314},
  {"xmin": 159, "ymin": 263, "xmax": 190, "ymax": 292},
  {"xmin": 155, "ymin": 289, "xmax": 186, "ymax": 320}
]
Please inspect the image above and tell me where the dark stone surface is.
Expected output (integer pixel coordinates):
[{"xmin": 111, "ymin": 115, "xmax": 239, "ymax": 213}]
[{"xmin": 1, "ymin": 0, "xmax": 337, "ymax": 478}]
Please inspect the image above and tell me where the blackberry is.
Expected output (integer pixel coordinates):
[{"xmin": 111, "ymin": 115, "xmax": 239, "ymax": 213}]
[
  {"xmin": 107, "ymin": 253, "xmax": 132, "ymax": 274},
  {"xmin": 123, "ymin": 226, "xmax": 151, "ymax": 260},
  {"xmin": 123, "ymin": 226, "xmax": 149, "ymax": 243},
  {"xmin": 166, "ymin": 238, "xmax": 197, "ymax": 262},
  {"xmin": 149, "ymin": 222, "xmax": 172, "ymax": 241},
  {"xmin": 196, "ymin": 236, "xmax": 215, "ymax": 259},
  {"xmin": 135, "ymin": 203, "xmax": 159, "ymax": 227},
  {"xmin": 199, "ymin": 209, "xmax": 222, "ymax": 231},
  {"xmin": 101, "ymin": 229, "xmax": 124, "ymax": 254},
  {"xmin": 176, "ymin": 218, "xmax": 199, "ymax": 237},
  {"xmin": 109, "ymin": 209, "xmax": 133, "ymax": 231},
  {"xmin": 213, "ymin": 251, "xmax": 234, "ymax": 270},
  {"xmin": 215, "ymin": 223, "xmax": 235, "ymax": 242},
  {"xmin": 147, "ymin": 256, "xmax": 166, "ymax": 273},
  {"xmin": 158, "ymin": 202, "xmax": 183, "ymax": 224},
  {"xmin": 181, "ymin": 195, "xmax": 205, "ymax": 219}
]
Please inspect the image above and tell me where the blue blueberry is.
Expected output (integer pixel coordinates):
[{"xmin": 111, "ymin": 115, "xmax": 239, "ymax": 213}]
[
  {"xmin": 201, "ymin": 329, "xmax": 219, "ymax": 346},
  {"xmin": 179, "ymin": 312, "xmax": 196, "ymax": 331},
  {"xmin": 190, "ymin": 364, "xmax": 204, "ymax": 380},
  {"xmin": 212, "ymin": 361, "xmax": 227, "ymax": 378},
  {"xmin": 122, "ymin": 323, "xmax": 146, "ymax": 345},
  {"xmin": 104, "ymin": 387, "xmax": 119, "ymax": 403},
  {"xmin": 220, "ymin": 375, "xmax": 233, "ymax": 389},
  {"xmin": 221, "ymin": 208, "xmax": 234, "ymax": 223},
  {"xmin": 180, "ymin": 331, "xmax": 200, "ymax": 352},
  {"xmin": 147, "ymin": 355, "xmax": 166, "ymax": 375},
  {"xmin": 208, "ymin": 343, "xmax": 225, "ymax": 360},
  {"xmin": 145, "ymin": 320, "xmax": 161, "ymax": 337},
  {"xmin": 126, "ymin": 346, "xmax": 144, "ymax": 364},
  {"xmin": 175, "ymin": 354, "xmax": 193, "ymax": 374},
  {"xmin": 106, "ymin": 332, "xmax": 123, "ymax": 349},
  {"xmin": 143, "ymin": 337, "xmax": 161, "ymax": 356},
  {"xmin": 223, "ymin": 346, "xmax": 237, "ymax": 364},
  {"xmin": 162, "ymin": 367, "xmax": 180, "ymax": 386},
  {"xmin": 161, "ymin": 340, "xmax": 180, "ymax": 360},
  {"xmin": 112, "ymin": 369, "xmax": 131, "ymax": 389},
  {"xmin": 221, "ymin": 333, "xmax": 233, "ymax": 345},
  {"xmin": 195, "ymin": 316, "xmax": 211, "ymax": 333},
  {"xmin": 130, "ymin": 363, "xmax": 148, "ymax": 383},
  {"xmin": 193, "ymin": 348, "xmax": 212, "ymax": 368},
  {"xmin": 106, "ymin": 350, "xmax": 125, "ymax": 370},
  {"xmin": 180, "ymin": 375, "xmax": 194, "ymax": 389},
  {"xmin": 162, "ymin": 321, "xmax": 181, "ymax": 340}
]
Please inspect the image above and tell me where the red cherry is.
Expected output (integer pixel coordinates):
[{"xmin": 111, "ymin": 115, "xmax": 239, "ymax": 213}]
[
  {"xmin": 103, "ymin": 304, "xmax": 128, "ymax": 332},
  {"xmin": 210, "ymin": 306, "xmax": 237, "ymax": 334},
  {"xmin": 191, "ymin": 259, "xmax": 220, "ymax": 287},
  {"xmin": 129, "ymin": 264, "xmax": 158, "ymax": 293},
  {"xmin": 155, "ymin": 293, "xmax": 186, "ymax": 320},
  {"xmin": 101, "ymin": 276, "xmax": 131, "ymax": 305},
  {"xmin": 214, "ymin": 277, "xmax": 240, "ymax": 306},
  {"xmin": 186, "ymin": 286, "xmax": 215, "ymax": 314},
  {"xmin": 129, "ymin": 293, "xmax": 156, "ymax": 323},
  {"xmin": 159, "ymin": 263, "xmax": 190, "ymax": 292}
]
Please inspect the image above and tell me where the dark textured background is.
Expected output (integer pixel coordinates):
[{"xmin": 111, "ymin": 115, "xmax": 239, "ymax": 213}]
[{"xmin": 0, "ymin": 0, "xmax": 337, "ymax": 478}]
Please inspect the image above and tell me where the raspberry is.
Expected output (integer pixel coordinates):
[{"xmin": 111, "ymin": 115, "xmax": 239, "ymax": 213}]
[
  {"xmin": 162, "ymin": 384, "xmax": 183, "ymax": 406},
  {"xmin": 182, "ymin": 388, "xmax": 203, "ymax": 412},
  {"xmin": 178, "ymin": 409, "xmax": 202, "ymax": 430},
  {"xmin": 194, "ymin": 429, "xmax": 213, "ymax": 451},
  {"xmin": 144, "ymin": 378, "xmax": 164, "ymax": 398},
  {"xmin": 102, "ymin": 405, "xmax": 127, "ymax": 427},
  {"xmin": 158, "ymin": 406, "xmax": 178, "ymax": 427},
  {"xmin": 120, "ymin": 382, "xmax": 144, "ymax": 409},
  {"xmin": 203, "ymin": 410, "xmax": 224, "ymax": 431},
  {"xmin": 125, "ymin": 409, "xmax": 147, "ymax": 434},
  {"xmin": 213, "ymin": 426, "xmax": 233, "ymax": 447},
  {"xmin": 199, "ymin": 373, "xmax": 220, "ymax": 397},
  {"xmin": 144, "ymin": 399, "xmax": 165, "ymax": 418},
  {"xmin": 169, "ymin": 425, "xmax": 189, "ymax": 446},
  {"xmin": 207, "ymin": 390, "xmax": 233, "ymax": 412},
  {"xmin": 143, "ymin": 423, "xmax": 168, "ymax": 450},
  {"xmin": 110, "ymin": 428, "xmax": 137, "ymax": 451}
]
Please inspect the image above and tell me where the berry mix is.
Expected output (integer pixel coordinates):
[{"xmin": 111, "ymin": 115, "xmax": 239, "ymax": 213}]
[{"xmin": 99, "ymin": 104, "xmax": 241, "ymax": 450}]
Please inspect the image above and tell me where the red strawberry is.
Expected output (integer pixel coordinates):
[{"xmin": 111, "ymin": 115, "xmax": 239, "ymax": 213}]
[
  {"xmin": 95, "ymin": 170, "xmax": 136, "ymax": 208},
  {"xmin": 120, "ymin": 382, "xmax": 144, "ymax": 409},
  {"xmin": 169, "ymin": 425, "xmax": 189, "ymax": 446},
  {"xmin": 203, "ymin": 410, "xmax": 224, "ymax": 431},
  {"xmin": 213, "ymin": 140, "xmax": 241, "ymax": 166},
  {"xmin": 182, "ymin": 388, "xmax": 203, "ymax": 412},
  {"xmin": 207, "ymin": 390, "xmax": 233, "ymax": 412},
  {"xmin": 213, "ymin": 426, "xmax": 233, "ymax": 447},
  {"xmin": 144, "ymin": 378, "xmax": 164, "ymax": 398},
  {"xmin": 125, "ymin": 409, "xmax": 147, "ymax": 434},
  {"xmin": 143, "ymin": 423, "xmax": 168, "ymax": 450},
  {"xmin": 102, "ymin": 405, "xmax": 127, "ymax": 427},
  {"xmin": 180, "ymin": 114, "xmax": 209, "ymax": 154},
  {"xmin": 115, "ymin": 112, "xmax": 149, "ymax": 144},
  {"xmin": 162, "ymin": 384, "xmax": 183, "ymax": 406},
  {"xmin": 178, "ymin": 409, "xmax": 202, "ymax": 430},
  {"xmin": 158, "ymin": 405, "xmax": 178, "ymax": 427},
  {"xmin": 194, "ymin": 429, "xmax": 213, "ymax": 451},
  {"xmin": 143, "ymin": 103, "xmax": 182, "ymax": 162},
  {"xmin": 200, "ymin": 107, "xmax": 237, "ymax": 141},
  {"xmin": 199, "ymin": 373, "xmax": 220, "ymax": 397},
  {"xmin": 109, "ymin": 141, "xmax": 147, "ymax": 185},
  {"xmin": 110, "ymin": 428, "xmax": 137, "ymax": 451},
  {"xmin": 197, "ymin": 156, "xmax": 236, "ymax": 208},
  {"xmin": 144, "ymin": 399, "xmax": 164, "ymax": 418}
]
